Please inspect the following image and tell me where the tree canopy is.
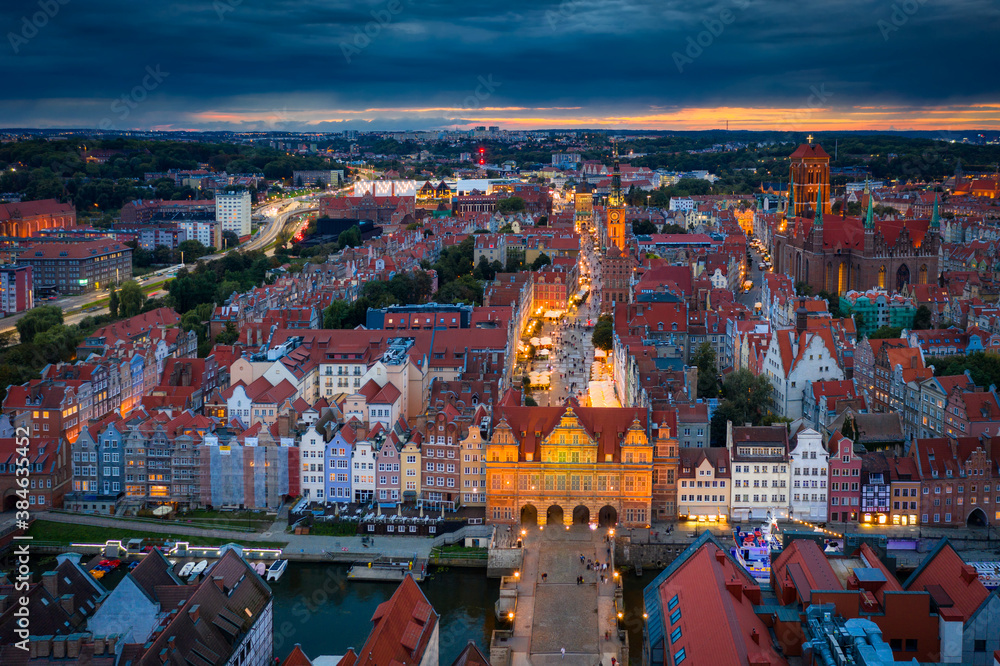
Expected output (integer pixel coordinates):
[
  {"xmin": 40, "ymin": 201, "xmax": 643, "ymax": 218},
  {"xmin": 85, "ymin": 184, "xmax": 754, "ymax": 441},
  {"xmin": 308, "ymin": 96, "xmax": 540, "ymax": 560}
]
[{"xmin": 591, "ymin": 314, "xmax": 614, "ymax": 352}]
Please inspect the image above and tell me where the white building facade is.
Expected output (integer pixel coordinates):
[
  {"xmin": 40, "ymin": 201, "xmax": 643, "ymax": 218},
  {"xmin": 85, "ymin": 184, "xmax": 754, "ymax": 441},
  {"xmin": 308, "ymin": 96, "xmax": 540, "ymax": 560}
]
[
  {"xmin": 788, "ymin": 427, "xmax": 829, "ymax": 520},
  {"xmin": 351, "ymin": 441, "xmax": 376, "ymax": 502},
  {"xmin": 215, "ymin": 190, "xmax": 252, "ymax": 238},
  {"xmin": 763, "ymin": 327, "xmax": 845, "ymax": 420},
  {"xmin": 299, "ymin": 424, "xmax": 327, "ymax": 501},
  {"xmin": 727, "ymin": 423, "xmax": 790, "ymax": 522}
]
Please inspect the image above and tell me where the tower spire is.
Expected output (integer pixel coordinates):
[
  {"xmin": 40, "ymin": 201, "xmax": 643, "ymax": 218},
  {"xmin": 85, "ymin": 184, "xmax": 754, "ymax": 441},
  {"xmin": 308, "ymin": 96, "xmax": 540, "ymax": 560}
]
[
  {"xmin": 931, "ymin": 193, "xmax": 940, "ymax": 228},
  {"xmin": 788, "ymin": 169, "xmax": 795, "ymax": 217},
  {"xmin": 609, "ymin": 140, "xmax": 623, "ymax": 208},
  {"xmin": 814, "ymin": 182, "xmax": 823, "ymax": 228}
]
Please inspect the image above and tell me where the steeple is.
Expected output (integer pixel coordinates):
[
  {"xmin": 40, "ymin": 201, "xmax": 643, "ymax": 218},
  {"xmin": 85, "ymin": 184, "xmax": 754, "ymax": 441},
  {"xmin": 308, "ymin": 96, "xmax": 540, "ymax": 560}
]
[
  {"xmin": 813, "ymin": 183, "xmax": 823, "ymax": 228},
  {"xmin": 865, "ymin": 189, "xmax": 875, "ymax": 230},
  {"xmin": 930, "ymin": 193, "xmax": 940, "ymax": 228},
  {"xmin": 787, "ymin": 169, "xmax": 795, "ymax": 217},
  {"xmin": 609, "ymin": 140, "xmax": 623, "ymax": 209}
]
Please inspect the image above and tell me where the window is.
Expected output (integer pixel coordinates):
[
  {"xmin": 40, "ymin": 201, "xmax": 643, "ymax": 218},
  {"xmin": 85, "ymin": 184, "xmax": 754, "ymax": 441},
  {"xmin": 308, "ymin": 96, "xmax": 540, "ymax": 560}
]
[
  {"xmin": 670, "ymin": 627, "xmax": 682, "ymax": 643},
  {"xmin": 670, "ymin": 608, "xmax": 681, "ymax": 624},
  {"xmin": 974, "ymin": 640, "xmax": 987, "ymax": 652},
  {"xmin": 673, "ymin": 648, "xmax": 686, "ymax": 664},
  {"xmin": 667, "ymin": 594, "xmax": 679, "ymax": 610},
  {"xmin": 905, "ymin": 639, "xmax": 917, "ymax": 652}
]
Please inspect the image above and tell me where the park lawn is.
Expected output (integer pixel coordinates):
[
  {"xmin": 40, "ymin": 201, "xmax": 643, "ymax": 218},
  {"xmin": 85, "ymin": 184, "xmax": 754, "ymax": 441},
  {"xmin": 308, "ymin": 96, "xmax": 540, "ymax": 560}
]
[{"xmin": 26, "ymin": 520, "xmax": 288, "ymax": 549}]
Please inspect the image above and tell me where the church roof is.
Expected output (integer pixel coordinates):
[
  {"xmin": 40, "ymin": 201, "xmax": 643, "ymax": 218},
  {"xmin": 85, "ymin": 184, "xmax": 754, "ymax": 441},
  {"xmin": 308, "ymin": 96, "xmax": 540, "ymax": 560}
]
[{"xmin": 790, "ymin": 143, "xmax": 831, "ymax": 160}]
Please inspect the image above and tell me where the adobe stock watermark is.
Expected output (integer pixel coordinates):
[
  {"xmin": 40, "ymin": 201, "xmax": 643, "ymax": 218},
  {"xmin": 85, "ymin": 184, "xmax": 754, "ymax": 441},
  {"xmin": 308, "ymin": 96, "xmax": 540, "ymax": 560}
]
[
  {"xmin": 672, "ymin": 0, "xmax": 754, "ymax": 74},
  {"xmin": 545, "ymin": 0, "xmax": 585, "ymax": 31},
  {"xmin": 463, "ymin": 75, "xmax": 501, "ymax": 111},
  {"xmin": 775, "ymin": 84, "xmax": 835, "ymax": 137},
  {"xmin": 215, "ymin": 0, "xmax": 243, "ymax": 21},
  {"xmin": 8, "ymin": 0, "xmax": 71, "ymax": 54},
  {"xmin": 98, "ymin": 65, "xmax": 170, "ymax": 130},
  {"xmin": 877, "ymin": 0, "xmax": 928, "ymax": 41},
  {"xmin": 341, "ymin": 0, "xmax": 405, "ymax": 64}
]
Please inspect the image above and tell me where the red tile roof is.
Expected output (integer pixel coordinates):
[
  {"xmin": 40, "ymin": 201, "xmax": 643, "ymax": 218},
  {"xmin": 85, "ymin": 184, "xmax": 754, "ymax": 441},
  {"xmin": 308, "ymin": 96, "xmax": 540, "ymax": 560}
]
[
  {"xmin": 903, "ymin": 539, "xmax": 989, "ymax": 622},
  {"xmin": 354, "ymin": 575, "xmax": 438, "ymax": 666}
]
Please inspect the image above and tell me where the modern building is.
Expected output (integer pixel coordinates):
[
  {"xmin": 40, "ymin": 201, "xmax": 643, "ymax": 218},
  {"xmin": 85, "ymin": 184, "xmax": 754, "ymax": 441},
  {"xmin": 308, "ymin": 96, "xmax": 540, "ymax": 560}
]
[
  {"xmin": 0, "ymin": 263, "xmax": 32, "ymax": 315},
  {"xmin": 16, "ymin": 239, "xmax": 132, "ymax": 295},
  {"xmin": 216, "ymin": 189, "xmax": 252, "ymax": 238}
]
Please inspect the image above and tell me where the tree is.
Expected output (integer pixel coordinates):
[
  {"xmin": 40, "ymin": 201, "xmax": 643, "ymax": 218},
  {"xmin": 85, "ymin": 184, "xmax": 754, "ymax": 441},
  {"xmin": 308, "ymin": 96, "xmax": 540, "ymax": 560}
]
[
  {"xmin": 592, "ymin": 314, "xmax": 614, "ymax": 352},
  {"xmin": 530, "ymin": 253, "xmax": 552, "ymax": 270},
  {"xmin": 108, "ymin": 287, "xmax": 120, "ymax": 318},
  {"xmin": 337, "ymin": 226, "xmax": 362, "ymax": 249},
  {"xmin": 912, "ymin": 305, "xmax": 932, "ymax": 330},
  {"xmin": 709, "ymin": 369, "xmax": 774, "ymax": 445},
  {"xmin": 525, "ymin": 396, "xmax": 538, "ymax": 407},
  {"xmin": 817, "ymin": 290, "xmax": 840, "ymax": 319},
  {"xmin": 632, "ymin": 220, "xmax": 657, "ymax": 235},
  {"xmin": 869, "ymin": 326, "xmax": 903, "ymax": 339},
  {"xmin": 692, "ymin": 342, "xmax": 720, "ymax": 398},
  {"xmin": 216, "ymin": 321, "xmax": 239, "ymax": 345},
  {"xmin": 16, "ymin": 305, "xmax": 62, "ymax": 344},
  {"xmin": 795, "ymin": 281, "xmax": 813, "ymax": 296},
  {"xmin": 841, "ymin": 414, "xmax": 857, "ymax": 441},
  {"xmin": 324, "ymin": 300, "xmax": 352, "ymax": 329},
  {"xmin": 497, "ymin": 196, "xmax": 526, "ymax": 214},
  {"xmin": 117, "ymin": 280, "xmax": 146, "ymax": 318},
  {"xmin": 221, "ymin": 230, "xmax": 240, "ymax": 250},
  {"xmin": 33, "ymin": 324, "xmax": 81, "ymax": 364}
]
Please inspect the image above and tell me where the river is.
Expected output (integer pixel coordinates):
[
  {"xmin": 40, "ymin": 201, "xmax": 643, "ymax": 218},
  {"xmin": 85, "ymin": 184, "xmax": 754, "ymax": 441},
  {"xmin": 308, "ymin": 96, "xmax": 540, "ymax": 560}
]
[
  {"xmin": 270, "ymin": 562, "xmax": 655, "ymax": 665},
  {"xmin": 271, "ymin": 563, "xmax": 500, "ymax": 664}
]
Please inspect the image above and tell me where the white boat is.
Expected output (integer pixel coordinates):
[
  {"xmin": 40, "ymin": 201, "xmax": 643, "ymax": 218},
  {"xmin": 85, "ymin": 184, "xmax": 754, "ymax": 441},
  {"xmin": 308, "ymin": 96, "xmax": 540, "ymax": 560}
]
[
  {"xmin": 254, "ymin": 562, "xmax": 266, "ymax": 576},
  {"xmin": 189, "ymin": 560, "xmax": 208, "ymax": 578},
  {"xmin": 266, "ymin": 559, "xmax": 288, "ymax": 582},
  {"xmin": 178, "ymin": 561, "xmax": 195, "ymax": 577}
]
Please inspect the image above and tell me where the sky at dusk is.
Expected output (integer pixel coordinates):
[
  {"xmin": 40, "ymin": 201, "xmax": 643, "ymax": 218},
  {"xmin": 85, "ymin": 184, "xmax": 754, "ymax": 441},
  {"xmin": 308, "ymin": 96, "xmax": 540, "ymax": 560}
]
[{"xmin": 3, "ymin": 0, "xmax": 999, "ymax": 131}]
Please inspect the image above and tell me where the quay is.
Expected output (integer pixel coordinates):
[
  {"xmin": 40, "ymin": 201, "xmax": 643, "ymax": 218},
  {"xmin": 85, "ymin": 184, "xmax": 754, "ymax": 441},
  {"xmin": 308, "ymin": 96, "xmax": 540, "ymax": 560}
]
[{"xmin": 491, "ymin": 524, "xmax": 627, "ymax": 666}]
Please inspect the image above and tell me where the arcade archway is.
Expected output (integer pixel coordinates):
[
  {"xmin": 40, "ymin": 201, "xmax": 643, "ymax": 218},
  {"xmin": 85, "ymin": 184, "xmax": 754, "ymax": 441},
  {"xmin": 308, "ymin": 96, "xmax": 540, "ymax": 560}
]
[
  {"xmin": 572, "ymin": 505, "xmax": 590, "ymax": 525},
  {"xmin": 546, "ymin": 504, "xmax": 564, "ymax": 526},
  {"xmin": 521, "ymin": 504, "xmax": 538, "ymax": 525},
  {"xmin": 598, "ymin": 505, "xmax": 617, "ymax": 527}
]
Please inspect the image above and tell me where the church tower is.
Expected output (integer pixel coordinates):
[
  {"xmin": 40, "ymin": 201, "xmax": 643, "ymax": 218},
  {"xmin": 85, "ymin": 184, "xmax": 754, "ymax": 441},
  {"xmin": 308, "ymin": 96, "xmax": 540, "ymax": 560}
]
[
  {"xmin": 789, "ymin": 135, "xmax": 831, "ymax": 218},
  {"xmin": 607, "ymin": 142, "xmax": 627, "ymax": 251}
]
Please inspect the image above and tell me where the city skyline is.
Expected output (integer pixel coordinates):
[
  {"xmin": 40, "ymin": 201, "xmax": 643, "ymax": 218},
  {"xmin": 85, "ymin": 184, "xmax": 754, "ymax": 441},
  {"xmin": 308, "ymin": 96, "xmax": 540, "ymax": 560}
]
[{"xmin": 2, "ymin": 0, "xmax": 999, "ymax": 131}]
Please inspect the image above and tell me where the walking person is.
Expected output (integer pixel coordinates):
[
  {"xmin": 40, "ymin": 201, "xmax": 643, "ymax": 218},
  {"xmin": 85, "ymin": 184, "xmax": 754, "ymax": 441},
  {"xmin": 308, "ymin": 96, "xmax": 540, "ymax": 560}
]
[{"xmin": 561, "ymin": 648, "xmax": 566, "ymax": 659}]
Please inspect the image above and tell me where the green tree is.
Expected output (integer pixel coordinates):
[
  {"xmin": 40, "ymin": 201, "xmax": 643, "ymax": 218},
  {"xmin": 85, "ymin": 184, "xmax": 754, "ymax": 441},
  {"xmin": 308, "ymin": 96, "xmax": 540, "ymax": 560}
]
[
  {"xmin": 912, "ymin": 305, "xmax": 932, "ymax": 330},
  {"xmin": 221, "ymin": 230, "xmax": 240, "ymax": 250},
  {"xmin": 33, "ymin": 324, "xmax": 80, "ymax": 364},
  {"xmin": 324, "ymin": 300, "xmax": 352, "ymax": 328},
  {"xmin": 692, "ymin": 342, "xmax": 720, "ymax": 398},
  {"xmin": 869, "ymin": 326, "xmax": 903, "ymax": 339},
  {"xmin": 709, "ymin": 369, "xmax": 774, "ymax": 445},
  {"xmin": 632, "ymin": 220, "xmax": 657, "ymax": 235},
  {"xmin": 592, "ymin": 314, "xmax": 614, "ymax": 352},
  {"xmin": 817, "ymin": 290, "xmax": 840, "ymax": 318},
  {"xmin": 216, "ymin": 321, "xmax": 240, "ymax": 345},
  {"xmin": 841, "ymin": 414, "xmax": 857, "ymax": 441},
  {"xmin": 117, "ymin": 280, "xmax": 146, "ymax": 318},
  {"xmin": 337, "ymin": 226, "xmax": 362, "ymax": 249},
  {"xmin": 497, "ymin": 196, "xmax": 526, "ymax": 214},
  {"xmin": 16, "ymin": 305, "xmax": 62, "ymax": 344},
  {"xmin": 530, "ymin": 253, "xmax": 552, "ymax": 270},
  {"xmin": 108, "ymin": 287, "xmax": 119, "ymax": 318}
]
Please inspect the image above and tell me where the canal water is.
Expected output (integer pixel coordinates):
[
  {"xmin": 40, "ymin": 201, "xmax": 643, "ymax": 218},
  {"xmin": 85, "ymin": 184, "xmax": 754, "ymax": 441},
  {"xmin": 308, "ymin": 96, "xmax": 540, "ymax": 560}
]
[
  {"xmin": 271, "ymin": 564, "xmax": 500, "ymax": 665},
  {"xmin": 271, "ymin": 562, "xmax": 656, "ymax": 665}
]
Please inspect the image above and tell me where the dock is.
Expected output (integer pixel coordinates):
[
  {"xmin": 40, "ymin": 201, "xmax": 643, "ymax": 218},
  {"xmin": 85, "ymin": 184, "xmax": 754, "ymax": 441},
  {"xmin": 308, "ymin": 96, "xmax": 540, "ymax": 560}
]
[{"xmin": 346, "ymin": 556, "xmax": 428, "ymax": 582}]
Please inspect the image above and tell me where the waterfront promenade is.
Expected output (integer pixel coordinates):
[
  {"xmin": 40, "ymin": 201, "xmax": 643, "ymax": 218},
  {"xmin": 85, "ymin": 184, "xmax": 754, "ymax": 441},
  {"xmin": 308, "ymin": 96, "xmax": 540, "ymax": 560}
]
[{"xmin": 504, "ymin": 525, "xmax": 624, "ymax": 666}]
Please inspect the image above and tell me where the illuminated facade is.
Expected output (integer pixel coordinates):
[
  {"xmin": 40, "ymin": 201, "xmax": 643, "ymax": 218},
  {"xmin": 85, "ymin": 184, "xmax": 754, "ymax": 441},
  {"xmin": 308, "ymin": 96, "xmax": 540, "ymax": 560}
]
[{"xmin": 484, "ymin": 404, "xmax": 675, "ymax": 527}]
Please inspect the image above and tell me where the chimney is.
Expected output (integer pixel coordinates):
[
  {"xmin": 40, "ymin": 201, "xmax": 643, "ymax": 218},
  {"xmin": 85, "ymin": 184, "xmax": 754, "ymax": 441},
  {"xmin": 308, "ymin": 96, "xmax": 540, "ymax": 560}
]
[
  {"xmin": 751, "ymin": 628, "xmax": 760, "ymax": 645},
  {"xmin": 188, "ymin": 604, "xmax": 201, "ymax": 623},
  {"xmin": 60, "ymin": 594, "xmax": 74, "ymax": 615},
  {"xmin": 36, "ymin": 638, "xmax": 51, "ymax": 658},
  {"xmin": 53, "ymin": 637, "xmax": 66, "ymax": 659},
  {"xmin": 94, "ymin": 636, "xmax": 105, "ymax": 655},
  {"xmin": 911, "ymin": 355, "xmax": 917, "ymax": 369},
  {"xmin": 67, "ymin": 635, "xmax": 82, "ymax": 659},
  {"xmin": 796, "ymin": 297, "xmax": 808, "ymax": 335},
  {"xmin": 107, "ymin": 635, "xmax": 118, "ymax": 654},
  {"xmin": 961, "ymin": 565, "xmax": 978, "ymax": 585},
  {"xmin": 41, "ymin": 570, "xmax": 58, "ymax": 598},
  {"xmin": 168, "ymin": 636, "xmax": 177, "ymax": 650},
  {"xmin": 213, "ymin": 576, "xmax": 226, "ymax": 593},
  {"xmin": 715, "ymin": 550, "xmax": 726, "ymax": 564},
  {"xmin": 726, "ymin": 578, "xmax": 743, "ymax": 601}
]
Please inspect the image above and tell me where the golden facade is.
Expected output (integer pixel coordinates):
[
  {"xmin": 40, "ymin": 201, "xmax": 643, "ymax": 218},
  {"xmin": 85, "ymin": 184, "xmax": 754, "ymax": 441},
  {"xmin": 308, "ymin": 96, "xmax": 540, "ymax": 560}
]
[{"xmin": 484, "ymin": 406, "xmax": 671, "ymax": 527}]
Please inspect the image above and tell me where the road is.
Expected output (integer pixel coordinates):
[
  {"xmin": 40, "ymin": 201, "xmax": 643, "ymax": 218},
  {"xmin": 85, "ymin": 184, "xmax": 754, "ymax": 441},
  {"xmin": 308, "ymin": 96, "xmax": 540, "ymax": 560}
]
[{"xmin": 0, "ymin": 191, "xmax": 331, "ymax": 338}]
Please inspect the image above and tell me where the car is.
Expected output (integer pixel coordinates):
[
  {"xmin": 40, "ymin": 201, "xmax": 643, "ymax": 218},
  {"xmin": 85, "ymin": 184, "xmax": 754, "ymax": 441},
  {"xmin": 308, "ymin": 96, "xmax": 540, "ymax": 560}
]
[{"xmin": 47, "ymin": 295, "xmax": 58, "ymax": 300}]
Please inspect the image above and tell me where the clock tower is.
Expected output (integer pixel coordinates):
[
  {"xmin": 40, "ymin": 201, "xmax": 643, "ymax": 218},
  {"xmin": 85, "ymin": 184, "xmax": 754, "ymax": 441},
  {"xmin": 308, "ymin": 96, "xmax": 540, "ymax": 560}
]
[{"xmin": 607, "ymin": 142, "xmax": 627, "ymax": 251}]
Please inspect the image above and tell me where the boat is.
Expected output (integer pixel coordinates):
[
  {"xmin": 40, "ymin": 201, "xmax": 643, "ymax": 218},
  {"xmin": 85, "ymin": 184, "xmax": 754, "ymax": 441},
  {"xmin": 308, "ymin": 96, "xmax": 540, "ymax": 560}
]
[
  {"xmin": 189, "ymin": 560, "xmax": 208, "ymax": 578},
  {"xmin": 178, "ymin": 561, "xmax": 195, "ymax": 577},
  {"xmin": 266, "ymin": 559, "xmax": 288, "ymax": 582},
  {"xmin": 254, "ymin": 562, "xmax": 266, "ymax": 576},
  {"xmin": 730, "ymin": 519, "xmax": 782, "ymax": 584}
]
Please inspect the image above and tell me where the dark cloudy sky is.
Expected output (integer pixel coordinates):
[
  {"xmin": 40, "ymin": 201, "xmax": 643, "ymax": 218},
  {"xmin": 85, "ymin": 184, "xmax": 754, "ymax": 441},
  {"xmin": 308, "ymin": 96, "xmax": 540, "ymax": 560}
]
[{"xmin": 2, "ymin": 0, "xmax": 998, "ymax": 131}]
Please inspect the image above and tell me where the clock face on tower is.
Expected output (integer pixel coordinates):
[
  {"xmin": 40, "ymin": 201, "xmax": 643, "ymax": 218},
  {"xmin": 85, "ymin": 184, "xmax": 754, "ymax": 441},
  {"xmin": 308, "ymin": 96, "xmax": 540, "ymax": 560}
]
[{"xmin": 609, "ymin": 211, "xmax": 621, "ymax": 224}]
